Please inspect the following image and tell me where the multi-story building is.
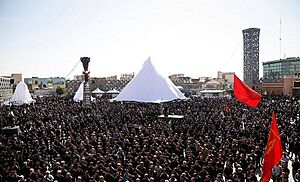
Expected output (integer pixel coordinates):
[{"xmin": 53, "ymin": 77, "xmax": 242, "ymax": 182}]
[
  {"xmin": 120, "ymin": 73, "xmax": 134, "ymax": 82},
  {"xmin": 262, "ymin": 57, "xmax": 300, "ymax": 82},
  {"xmin": 202, "ymin": 79, "xmax": 225, "ymax": 90},
  {"xmin": 169, "ymin": 74, "xmax": 185, "ymax": 82},
  {"xmin": 24, "ymin": 77, "xmax": 66, "ymax": 90},
  {"xmin": 11, "ymin": 73, "xmax": 22, "ymax": 85},
  {"xmin": 73, "ymin": 75, "xmax": 84, "ymax": 81},
  {"xmin": 106, "ymin": 75, "xmax": 118, "ymax": 81},
  {"xmin": 169, "ymin": 74, "xmax": 195, "ymax": 95},
  {"xmin": 256, "ymin": 75, "xmax": 300, "ymax": 96},
  {"xmin": 199, "ymin": 77, "xmax": 211, "ymax": 83},
  {"xmin": 0, "ymin": 76, "xmax": 13, "ymax": 103},
  {"xmin": 217, "ymin": 71, "xmax": 235, "ymax": 90},
  {"xmin": 243, "ymin": 28, "xmax": 260, "ymax": 86}
]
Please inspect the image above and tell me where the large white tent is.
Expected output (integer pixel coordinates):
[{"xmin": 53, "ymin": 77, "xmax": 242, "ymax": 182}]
[
  {"xmin": 113, "ymin": 58, "xmax": 186, "ymax": 103},
  {"xmin": 11, "ymin": 81, "xmax": 35, "ymax": 105},
  {"xmin": 73, "ymin": 82, "xmax": 95, "ymax": 102}
]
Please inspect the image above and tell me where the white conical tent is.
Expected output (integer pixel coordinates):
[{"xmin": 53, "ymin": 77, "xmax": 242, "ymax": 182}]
[
  {"xmin": 113, "ymin": 58, "xmax": 186, "ymax": 103},
  {"xmin": 73, "ymin": 82, "xmax": 84, "ymax": 102},
  {"xmin": 73, "ymin": 81, "xmax": 95, "ymax": 102},
  {"xmin": 11, "ymin": 81, "xmax": 34, "ymax": 105}
]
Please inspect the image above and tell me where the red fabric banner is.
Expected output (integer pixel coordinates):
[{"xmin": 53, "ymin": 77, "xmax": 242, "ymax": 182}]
[
  {"xmin": 234, "ymin": 74, "xmax": 262, "ymax": 107},
  {"xmin": 261, "ymin": 112, "xmax": 283, "ymax": 182}
]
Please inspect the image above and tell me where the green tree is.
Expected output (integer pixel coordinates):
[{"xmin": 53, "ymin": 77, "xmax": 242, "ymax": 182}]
[{"xmin": 56, "ymin": 86, "xmax": 65, "ymax": 96}]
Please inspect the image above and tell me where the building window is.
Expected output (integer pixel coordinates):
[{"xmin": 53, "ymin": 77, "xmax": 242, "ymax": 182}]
[{"xmin": 294, "ymin": 81, "xmax": 300, "ymax": 87}]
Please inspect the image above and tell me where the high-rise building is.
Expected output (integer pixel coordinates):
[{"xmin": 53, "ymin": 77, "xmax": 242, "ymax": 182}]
[{"xmin": 243, "ymin": 28, "xmax": 260, "ymax": 86}]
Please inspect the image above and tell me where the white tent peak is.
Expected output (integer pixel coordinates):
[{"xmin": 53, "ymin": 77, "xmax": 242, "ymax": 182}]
[
  {"xmin": 11, "ymin": 81, "xmax": 35, "ymax": 105},
  {"xmin": 113, "ymin": 58, "xmax": 186, "ymax": 103}
]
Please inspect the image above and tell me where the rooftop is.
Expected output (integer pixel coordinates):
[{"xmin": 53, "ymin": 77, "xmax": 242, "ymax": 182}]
[{"xmin": 263, "ymin": 57, "xmax": 300, "ymax": 65}]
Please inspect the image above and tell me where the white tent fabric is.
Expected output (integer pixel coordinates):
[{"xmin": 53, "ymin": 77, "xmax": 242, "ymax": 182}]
[
  {"xmin": 73, "ymin": 82, "xmax": 84, "ymax": 102},
  {"xmin": 106, "ymin": 89, "xmax": 120, "ymax": 94},
  {"xmin": 11, "ymin": 81, "xmax": 35, "ymax": 105},
  {"xmin": 92, "ymin": 88, "xmax": 105, "ymax": 94},
  {"xmin": 73, "ymin": 82, "xmax": 95, "ymax": 102},
  {"xmin": 113, "ymin": 58, "xmax": 186, "ymax": 103},
  {"xmin": 92, "ymin": 88, "xmax": 104, "ymax": 98},
  {"xmin": 106, "ymin": 89, "xmax": 120, "ymax": 98}
]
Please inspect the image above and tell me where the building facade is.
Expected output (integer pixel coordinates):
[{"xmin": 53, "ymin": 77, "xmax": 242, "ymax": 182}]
[
  {"xmin": 263, "ymin": 57, "xmax": 300, "ymax": 82},
  {"xmin": 73, "ymin": 75, "xmax": 84, "ymax": 81},
  {"xmin": 106, "ymin": 75, "xmax": 118, "ymax": 81},
  {"xmin": 202, "ymin": 79, "xmax": 225, "ymax": 90},
  {"xmin": 243, "ymin": 28, "xmax": 260, "ymax": 86},
  {"xmin": 11, "ymin": 74, "xmax": 22, "ymax": 85},
  {"xmin": 24, "ymin": 77, "xmax": 66, "ymax": 90},
  {"xmin": 0, "ymin": 76, "xmax": 13, "ymax": 103},
  {"xmin": 169, "ymin": 74, "xmax": 185, "ymax": 81},
  {"xmin": 256, "ymin": 75, "xmax": 300, "ymax": 96},
  {"xmin": 120, "ymin": 73, "xmax": 134, "ymax": 81},
  {"xmin": 217, "ymin": 71, "xmax": 235, "ymax": 90}
]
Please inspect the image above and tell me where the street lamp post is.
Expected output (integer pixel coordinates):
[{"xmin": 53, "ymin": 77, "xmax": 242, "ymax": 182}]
[{"xmin": 81, "ymin": 57, "xmax": 91, "ymax": 107}]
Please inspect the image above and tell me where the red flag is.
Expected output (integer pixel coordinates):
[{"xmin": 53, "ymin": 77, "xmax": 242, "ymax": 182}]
[
  {"xmin": 261, "ymin": 112, "xmax": 283, "ymax": 182},
  {"xmin": 225, "ymin": 105, "xmax": 229, "ymax": 112},
  {"xmin": 234, "ymin": 74, "xmax": 262, "ymax": 107}
]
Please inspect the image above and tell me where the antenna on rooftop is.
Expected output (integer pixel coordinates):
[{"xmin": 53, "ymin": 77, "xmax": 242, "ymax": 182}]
[{"xmin": 279, "ymin": 18, "xmax": 282, "ymax": 59}]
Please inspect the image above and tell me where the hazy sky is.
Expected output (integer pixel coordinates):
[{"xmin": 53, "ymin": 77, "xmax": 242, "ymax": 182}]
[{"xmin": 0, "ymin": 0, "xmax": 299, "ymax": 80}]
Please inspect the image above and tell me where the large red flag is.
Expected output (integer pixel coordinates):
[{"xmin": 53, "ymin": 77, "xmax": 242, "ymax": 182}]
[
  {"xmin": 261, "ymin": 112, "xmax": 283, "ymax": 182},
  {"xmin": 234, "ymin": 74, "xmax": 262, "ymax": 107}
]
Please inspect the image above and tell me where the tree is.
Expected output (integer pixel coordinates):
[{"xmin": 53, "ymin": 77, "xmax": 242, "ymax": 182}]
[
  {"xmin": 56, "ymin": 86, "xmax": 65, "ymax": 96},
  {"xmin": 47, "ymin": 80, "xmax": 53, "ymax": 84}
]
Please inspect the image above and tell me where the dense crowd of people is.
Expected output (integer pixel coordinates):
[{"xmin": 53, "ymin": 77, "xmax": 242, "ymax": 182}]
[{"xmin": 0, "ymin": 95, "xmax": 300, "ymax": 182}]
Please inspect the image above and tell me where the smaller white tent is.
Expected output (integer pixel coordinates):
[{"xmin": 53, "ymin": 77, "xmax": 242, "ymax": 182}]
[
  {"xmin": 106, "ymin": 89, "xmax": 120, "ymax": 94},
  {"xmin": 73, "ymin": 82, "xmax": 95, "ymax": 102},
  {"xmin": 11, "ymin": 81, "xmax": 35, "ymax": 105},
  {"xmin": 92, "ymin": 88, "xmax": 105, "ymax": 98},
  {"xmin": 92, "ymin": 88, "xmax": 105, "ymax": 94},
  {"xmin": 106, "ymin": 89, "xmax": 120, "ymax": 98}
]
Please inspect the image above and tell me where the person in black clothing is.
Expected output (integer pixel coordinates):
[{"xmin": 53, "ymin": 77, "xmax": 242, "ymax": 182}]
[
  {"xmin": 5, "ymin": 170, "xmax": 19, "ymax": 182},
  {"xmin": 0, "ymin": 96, "xmax": 299, "ymax": 181},
  {"xmin": 293, "ymin": 157, "xmax": 300, "ymax": 181},
  {"xmin": 247, "ymin": 170, "xmax": 258, "ymax": 182},
  {"xmin": 54, "ymin": 170, "xmax": 65, "ymax": 182},
  {"xmin": 223, "ymin": 161, "xmax": 233, "ymax": 181}
]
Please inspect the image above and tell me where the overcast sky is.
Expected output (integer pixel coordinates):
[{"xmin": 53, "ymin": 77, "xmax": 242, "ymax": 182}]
[{"xmin": 0, "ymin": 0, "xmax": 299, "ymax": 80}]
